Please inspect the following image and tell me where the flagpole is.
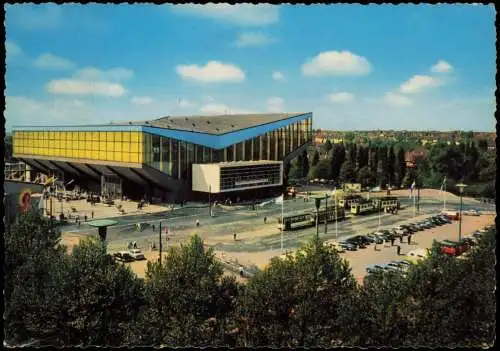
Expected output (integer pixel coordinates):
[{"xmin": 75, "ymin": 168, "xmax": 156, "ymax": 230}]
[
  {"xmin": 413, "ymin": 189, "xmax": 416, "ymax": 218},
  {"xmin": 334, "ymin": 187, "xmax": 338, "ymax": 241},
  {"xmin": 281, "ymin": 191, "xmax": 284, "ymax": 253},
  {"xmin": 443, "ymin": 178, "xmax": 447, "ymax": 211}
]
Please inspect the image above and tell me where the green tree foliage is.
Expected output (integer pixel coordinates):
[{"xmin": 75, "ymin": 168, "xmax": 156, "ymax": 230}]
[
  {"xmin": 322, "ymin": 139, "xmax": 333, "ymax": 154},
  {"xmin": 240, "ymin": 237, "xmax": 356, "ymax": 347},
  {"xmin": 58, "ymin": 236, "xmax": 145, "ymax": 346},
  {"xmin": 129, "ymin": 235, "xmax": 240, "ymax": 347},
  {"xmin": 394, "ymin": 147, "xmax": 407, "ymax": 187},
  {"xmin": 329, "ymin": 143, "xmax": 346, "ymax": 181},
  {"xmin": 301, "ymin": 150, "xmax": 309, "ymax": 178},
  {"xmin": 339, "ymin": 161, "xmax": 357, "ymax": 183},
  {"xmin": 311, "ymin": 150, "xmax": 320, "ymax": 167},
  {"xmin": 357, "ymin": 165, "xmax": 374, "ymax": 187},
  {"xmin": 309, "ymin": 159, "xmax": 331, "ymax": 180}
]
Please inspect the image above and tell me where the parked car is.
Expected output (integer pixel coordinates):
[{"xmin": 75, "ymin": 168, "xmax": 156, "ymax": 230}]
[
  {"xmin": 367, "ymin": 233, "xmax": 385, "ymax": 244},
  {"xmin": 346, "ymin": 236, "xmax": 368, "ymax": 248},
  {"xmin": 437, "ymin": 215, "xmax": 452, "ymax": 224},
  {"xmin": 472, "ymin": 231, "xmax": 483, "ymax": 239},
  {"xmin": 389, "ymin": 260, "xmax": 412, "ymax": 269},
  {"xmin": 365, "ymin": 264, "xmax": 389, "ymax": 274},
  {"xmin": 408, "ymin": 223, "xmax": 419, "ymax": 232},
  {"xmin": 129, "ymin": 249, "xmax": 146, "ymax": 261},
  {"xmin": 465, "ymin": 209, "xmax": 480, "ymax": 216},
  {"xmin": 339, "ymin": 241, "xmax": 358, "ymax": 251},
  {"xmin": 114, "ymin": 251, "xmax": 135, "ymax": 262}
]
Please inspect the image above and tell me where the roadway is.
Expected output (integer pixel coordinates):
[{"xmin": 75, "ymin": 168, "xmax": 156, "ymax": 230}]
[{"xmin": 61, "ymin": 194, "xmax": 494, "ymax": 254}]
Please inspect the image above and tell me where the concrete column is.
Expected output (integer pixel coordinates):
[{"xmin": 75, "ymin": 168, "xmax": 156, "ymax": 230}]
[{"xmin": 259, "ymin": 135, "xmax": 263, "ymax": 160}]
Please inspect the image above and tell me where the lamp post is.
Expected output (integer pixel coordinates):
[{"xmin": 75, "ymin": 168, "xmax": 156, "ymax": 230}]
[
  {"xmin": 334, "ymin": 187, "xmax": 338, "ymax": 241},
  {"xmin": 457, "ymin": 183, "xmax": 467, "ymax": 242},
  {"xmin": 314, "ymin": 197, "xmax": 321, "ymax": 240},
  {"xmin": 324, "ymin": 193, "xmax": 330, "ymax": 235},
  {"xmin": 209, "ymin": 185, "xmax": 211, "ymax": 217}
]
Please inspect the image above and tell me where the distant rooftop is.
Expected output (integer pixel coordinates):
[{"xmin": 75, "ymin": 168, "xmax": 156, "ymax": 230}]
[{"xmin": 112, "ymin": 112, "xmax": 308, "ymax": 135}]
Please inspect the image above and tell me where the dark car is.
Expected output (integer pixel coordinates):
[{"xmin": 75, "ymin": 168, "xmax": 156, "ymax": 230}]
[
  {"xmin": 437, "ymin": 215, "xmax": 451, "ymax": 224},
  {"xmin": 367, "ymin": 233, "xmax": 385, "ymax": 244},
  {"xmin": 339, "ymin": 241, "xmax": 358, "ymax": 251},
  {"xmin": 408, "ymin": 223, "xmax": 419, "ymax": 232},
  {"xmin": 346, "ymin": 236, "xmax": 368, "ymax": 248}
]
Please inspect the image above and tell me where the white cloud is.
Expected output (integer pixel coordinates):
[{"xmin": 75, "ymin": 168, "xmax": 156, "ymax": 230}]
[
  {"xmin": 74, "ymin": 67, "xmax": 134, "ymax": 81},
  {"xmin": 302, "ymin": 50, "xmax": 371, "ymax": 76},
  {"xmin": 235, "ymin": 32, "xmax": 274, "ymax": 47},
  {"xmin": 400, "ymin": 75, "xmax": 443, "ymax": 94},
  {"xmin": 199, "ymin": 102, "xmax": 254, "ymax": 115},
  {"xmin": 171, "ymin": 4, "xmax": 279, "ymax": 26},
  {"xmin": 328, "ymin": 92, "xmax": 354, "ymax": 103},
  {"xmin": 202, "ymin": 95, "xmax": 215, "ymax": 102},
  {"xmin": 131, "ymin": 96, "xmax": 153, "ymax": 105},
  {"xmin": 6, "ymin": 41, "xmax": 21, "ymax": 56},
  {"xmin": 178, "ymin": 98, "xmax": 194, "ymax": 108},
  {"xmin": 46, "ymin": 79, "xmax": 126, "ymax": 97},
  {"xmin": 5, "ymin": 96, "xmax": 91, "ymax": 129},
  {"xmin": 384, "ymin": 92, "xmax": 412, "ymax": 106},
  {"xmin": 176, "ymin": 61, "xmax": 245, "ymax": 83},
  {"xmin": 431, "ymin": 60, "xmax": 453, "ymax": 74},
  {"xmin": 35, "ymin": 53, "xmax": 75, "ymax": 70},
  {"xmin": 272, "ymin": 71, "xmax": 285, "ymax": 81},
  {"xmin": 267, "ymin": 97, "xmax": 285, "ymax": 112}
]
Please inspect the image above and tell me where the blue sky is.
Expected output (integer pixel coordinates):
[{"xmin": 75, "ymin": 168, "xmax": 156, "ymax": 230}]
[{"xmin": 5, "ymin": 4, "xmax": 496, "ymax": 131}]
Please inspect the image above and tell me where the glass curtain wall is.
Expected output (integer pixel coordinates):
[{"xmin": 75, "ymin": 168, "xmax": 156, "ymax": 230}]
[{"xmin": 141, "ymin": 116, "xmax": 313, "ymax": 180}]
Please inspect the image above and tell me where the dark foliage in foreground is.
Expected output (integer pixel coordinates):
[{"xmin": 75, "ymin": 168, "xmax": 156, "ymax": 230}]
[{"xmin": 4, "ymin": 212, "xmax": 496, "ymax": 347}]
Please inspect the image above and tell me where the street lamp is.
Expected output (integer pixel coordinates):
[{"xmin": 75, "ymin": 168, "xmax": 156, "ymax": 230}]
[
  {"xmin": 324, "ymin": 193, "xmax": 330, "ymax": 235},
  {"xmin": 456, "ymin": 182, "xmax": 467, "ymax": 242},
  {"xmin": 209, "ymin": 185, "xmax": 212, "ymax": 217},
  {"xmin": 314, "ymin": 197, "xmax": 321, "ymax": 240}
]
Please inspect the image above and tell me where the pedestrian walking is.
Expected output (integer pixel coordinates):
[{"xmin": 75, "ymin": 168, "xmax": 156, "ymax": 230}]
[
  {"xmin": 391, "ymin": 237, "xmax": 395, "ymax": 246},
  {"xmin": 196, "ymin": 219, "xmax": 200, "ymax": 227},
  {"xmin": 399, "ymin": 235, "xmax": 403, "ymax": 243},
  {"xmin": 264, "ymin": 216, "xmax": 267, "ymax": 224},
  {"xmin": 152, "ymin": 224, "xmax": 155, "ymax": 232},
  {"xmin": 397, "ymin": 245, "xmax": 401, "ymax": 255},
  {"xmin": 234, "ymin": 233, "xmax": 237, "ymax": 241},
  {"xmin": 84, "ymin": 215, "xmax": 88, "ymax": 222},
  {"xmin": 408, "ymin": 235, "xmax": 412, "ymax": 245},
  {"xmin": 91, "ymin": 211, "xmax": 94, "ymax": 219}
]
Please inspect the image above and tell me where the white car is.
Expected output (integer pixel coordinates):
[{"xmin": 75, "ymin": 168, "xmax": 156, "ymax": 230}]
[
  {"xmin": 407, "ymin": 248, "xmax": 428, "ymax": 259},
  {"xmin": 129, "ymin": 249, "xmax": 146, "ymax": 261}
]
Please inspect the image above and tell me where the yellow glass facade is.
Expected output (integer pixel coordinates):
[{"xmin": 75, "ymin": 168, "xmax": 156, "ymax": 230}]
[{"xmin": 13, "ymin": 131, "xmax": 144, "ymax": 164}]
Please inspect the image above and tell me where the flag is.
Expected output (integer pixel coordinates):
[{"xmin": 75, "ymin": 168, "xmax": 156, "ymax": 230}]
[{"xmin": 275, "ymin": 194, "xmax": 284, "ymax": 205}]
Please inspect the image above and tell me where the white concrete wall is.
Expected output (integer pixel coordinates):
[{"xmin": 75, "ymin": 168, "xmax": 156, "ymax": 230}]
[{"xmin": 192, "ymin": 164, "xmax": 220, "ymax": 193}]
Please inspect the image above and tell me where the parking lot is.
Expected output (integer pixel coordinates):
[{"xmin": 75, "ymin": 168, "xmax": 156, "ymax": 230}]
[{"xmin": 59, "ymin": 189, "xmax": 495, "ymax": 282}]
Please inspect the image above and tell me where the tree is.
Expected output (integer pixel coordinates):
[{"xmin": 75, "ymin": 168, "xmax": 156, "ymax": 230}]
[
  {"xmin": 330, "ymin": 144, "xmax": 346, "ymax": 181},
  {"xmin": 394, "ymin": 147, "xmax": 407, "ymax": 187},
  {"xmin": 311, "ymin": 150, "xmax": 320, "ymax": 167},
  {"xmin": 357, "ymin": 166, "xmax": 374, "ymax": 188},
  {"xmin": 339, "ymin": 161, "xmax": 357, "ymax": 183},
  {"xmin": 240, "ymin": 237, "xmax": 356, "ymax": 347},
  {"xmin": 129, "ymin": 235, "xmax": 240, "ymax": 347},
  {"xmin": 386, "ymin": 146, "xmax": 396, "ymax": 187},
  {"xmin": 288, "ymin": 159, "xmax": 302, "ymax": 180},
  {"xmin": 322, "ymin": 139, "xmax": 333, "ymax": 154},
  {"xmin": 301, "ymin": 150, "xmax": 309, "ymax": 178},
  {"xmin": 57, "ymin": 236, "xmax": 146, "ymax": 346},
  {"xmin": 309, "ymin": 159, "xmax": 330, "ymax": 180}
]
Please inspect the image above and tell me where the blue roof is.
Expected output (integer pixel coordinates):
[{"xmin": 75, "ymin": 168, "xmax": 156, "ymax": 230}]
[{"xmin": 14, "ymin": 112, "xmax": 313, "ymax": 150}]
